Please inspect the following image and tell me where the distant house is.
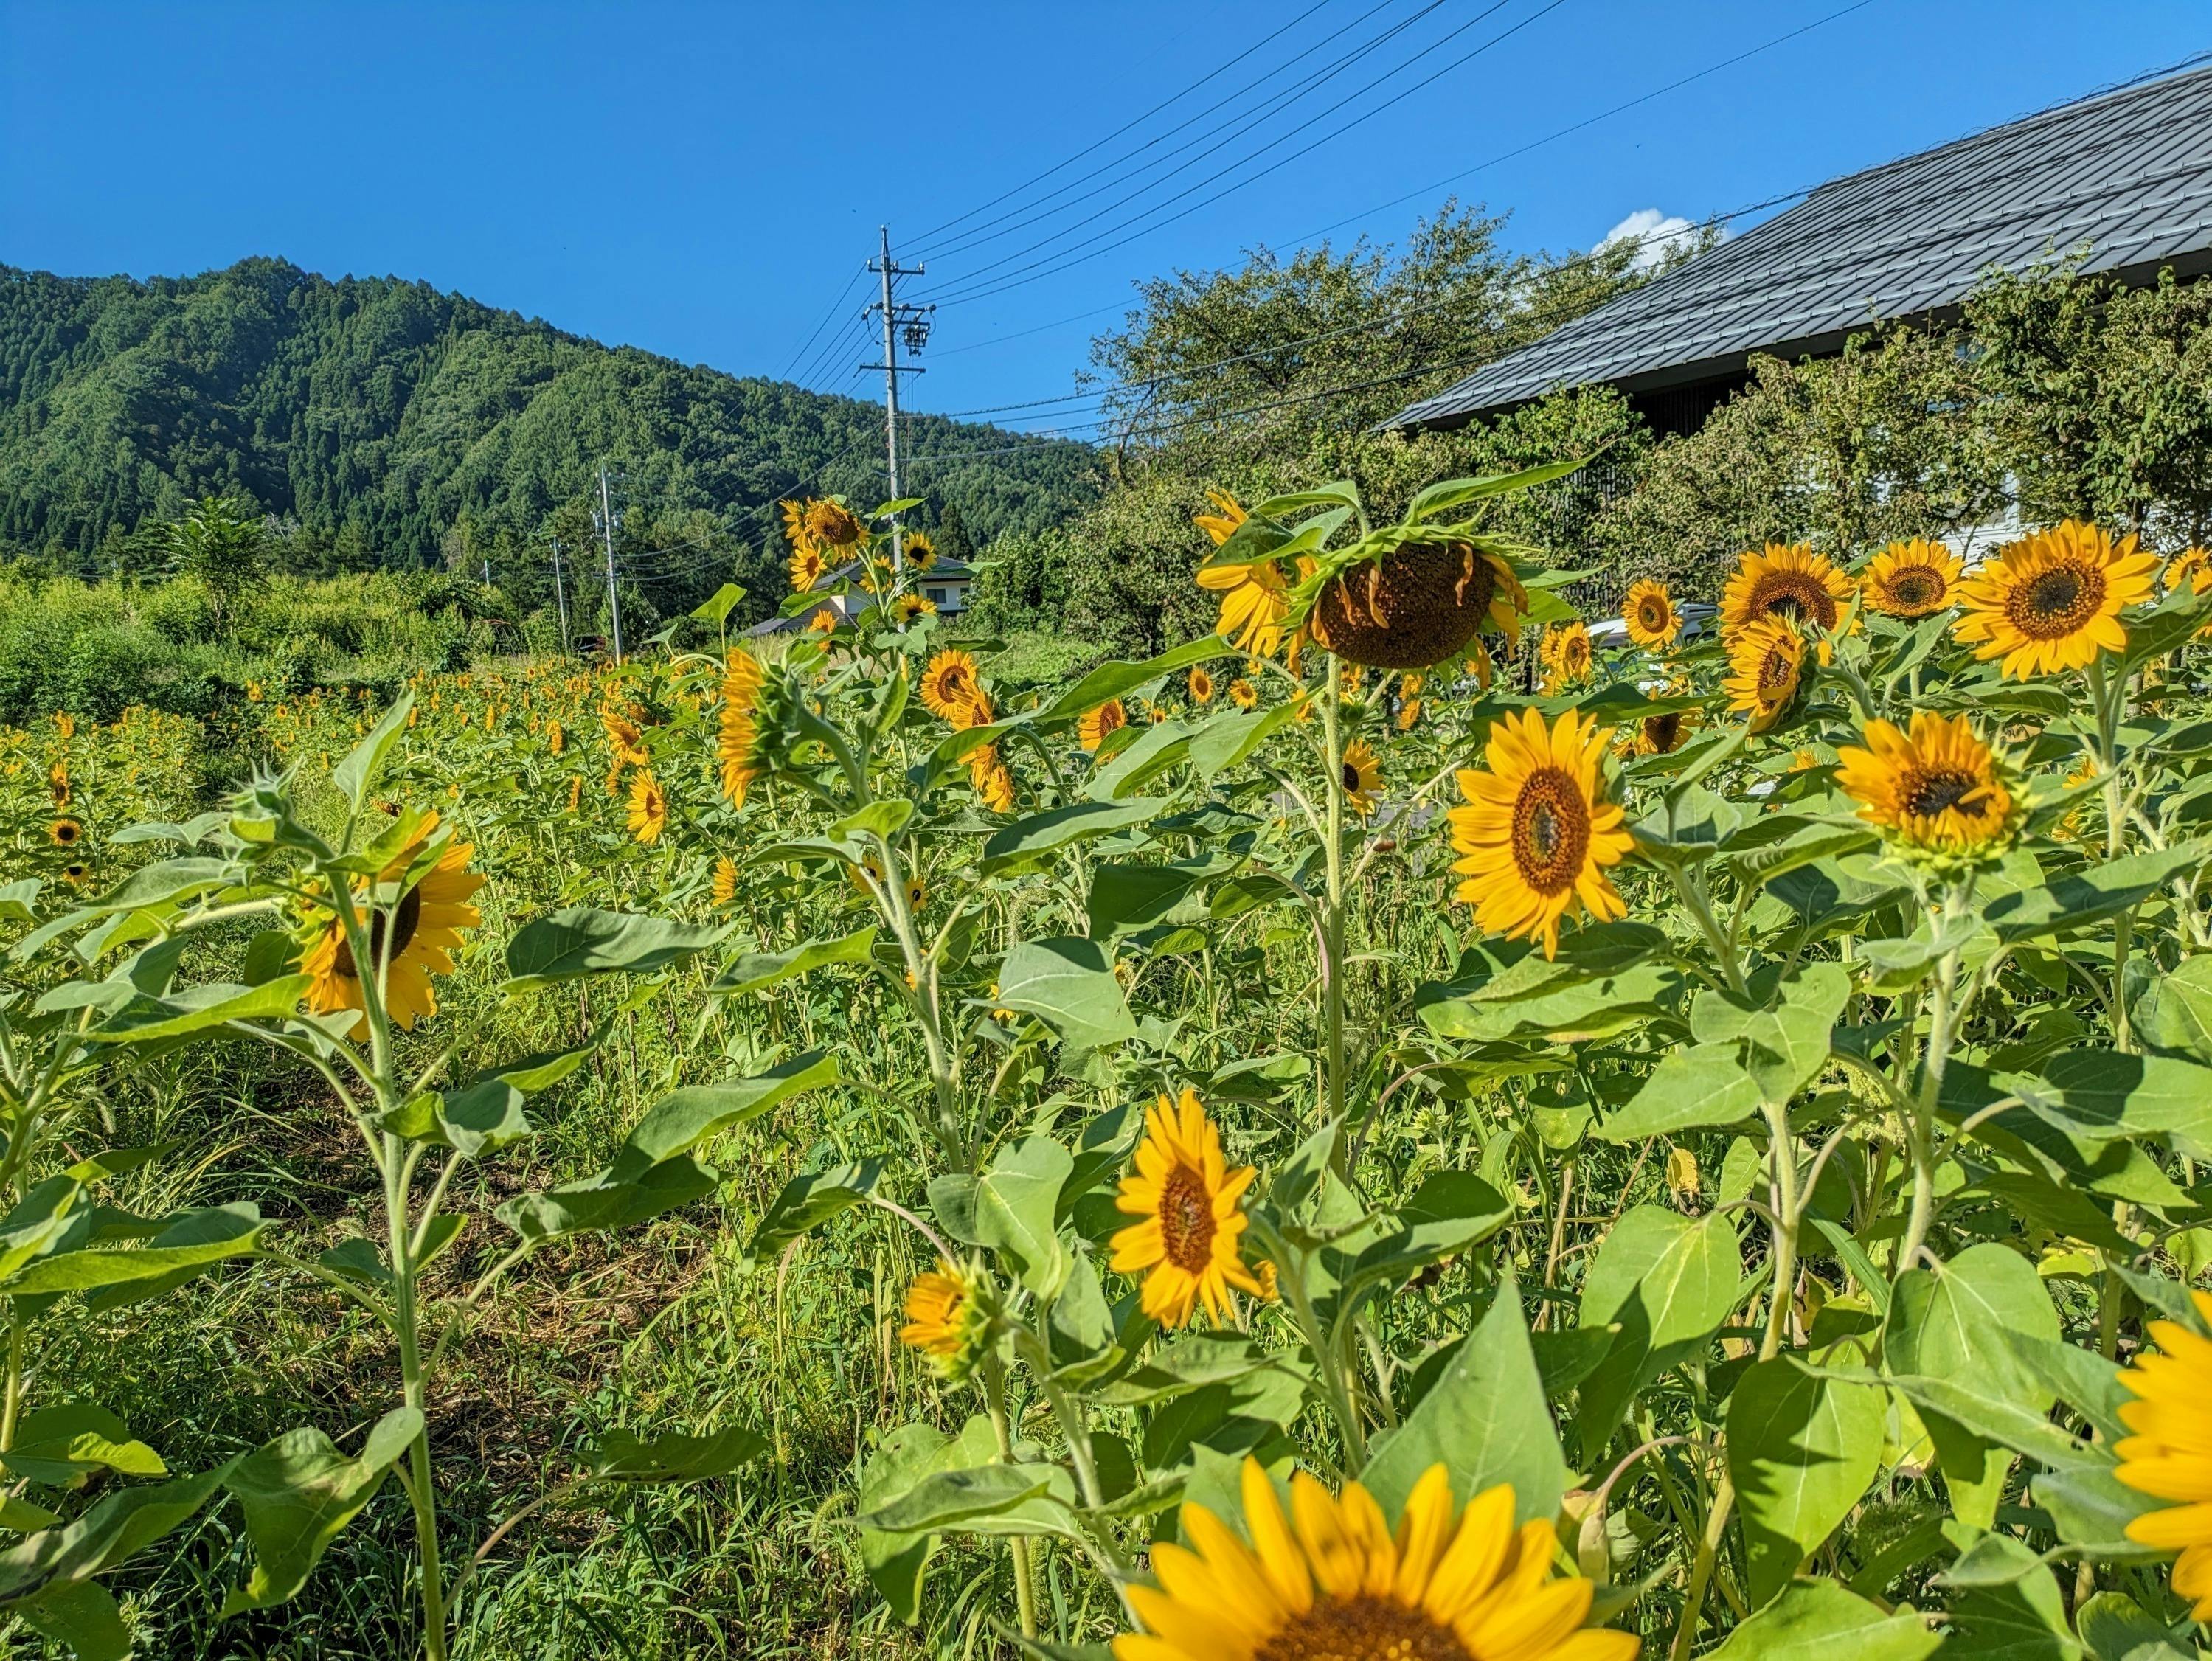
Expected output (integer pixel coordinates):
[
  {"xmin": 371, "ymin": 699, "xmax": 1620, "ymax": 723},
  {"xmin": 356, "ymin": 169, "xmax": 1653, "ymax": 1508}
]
[
  {"xmin": 750, "ymin": 555, "xmax": 976, "ymax": 635},
  {"xmin": 1388, "ymin": 62, "xmax": 2212, "ymax": 439}
]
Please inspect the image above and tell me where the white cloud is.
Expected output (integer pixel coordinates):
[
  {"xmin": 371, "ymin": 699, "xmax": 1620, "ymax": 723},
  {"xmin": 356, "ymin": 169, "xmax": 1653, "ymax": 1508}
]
[{"xmin": 1598, "ymin": 208, "xmax": 1699, "ymax": 274}]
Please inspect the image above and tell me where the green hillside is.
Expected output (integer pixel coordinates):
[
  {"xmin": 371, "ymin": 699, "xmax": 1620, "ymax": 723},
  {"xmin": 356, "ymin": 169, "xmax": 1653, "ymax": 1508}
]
[{"xmin": 0, "ymin": 256, "xmax": 1096, "ymax": 603}]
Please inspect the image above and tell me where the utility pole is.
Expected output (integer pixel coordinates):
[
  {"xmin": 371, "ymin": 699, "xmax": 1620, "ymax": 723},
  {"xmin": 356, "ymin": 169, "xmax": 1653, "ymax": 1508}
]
[
  {"xmin": 549, "ymin": 534, "xmax": 572, "ymax": 655},
  {"xmin": 596, "ymin": 462, "xmax": 625, "ymax": 662},
  {"xmin": 863, "ymin": 226, "xmax": 932, "ymax": 569}
]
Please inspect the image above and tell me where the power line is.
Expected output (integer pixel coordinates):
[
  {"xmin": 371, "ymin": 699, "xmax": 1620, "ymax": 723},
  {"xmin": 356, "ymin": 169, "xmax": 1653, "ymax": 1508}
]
[
  {"xmin": 905, "ymin": 0, "xmax": 1346, "ymax": 254},
  {"xmin": 912, "ymin": 0, "xmax": 1416, "ymax": 266},
  {"xmin": 777, "ymin": 266, "xmax": 868, "ymax": 381},
  {"xmin": 926, "ymin": 0, "xmax": 1528, "ymax": 304}
]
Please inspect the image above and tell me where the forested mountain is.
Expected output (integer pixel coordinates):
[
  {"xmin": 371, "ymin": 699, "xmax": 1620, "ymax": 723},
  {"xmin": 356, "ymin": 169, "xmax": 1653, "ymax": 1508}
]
[{"xmin": 0, "ymin": 257, "xmax": 1097, "ymax": 583}]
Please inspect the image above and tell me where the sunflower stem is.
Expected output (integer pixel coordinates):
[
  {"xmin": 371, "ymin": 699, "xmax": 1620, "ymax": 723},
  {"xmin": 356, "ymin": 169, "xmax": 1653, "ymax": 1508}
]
[
  {"xmin": 1896, "ymin": 881, "xmax": 1968, "ymax": 1276},
  {"xmin": 1320, "ymin": 655, "xmax": 1349, "ymax": 1165},
  {"xmin": 982, "ymin": 1350, "xmax": 1039, "ymax": 1639}
]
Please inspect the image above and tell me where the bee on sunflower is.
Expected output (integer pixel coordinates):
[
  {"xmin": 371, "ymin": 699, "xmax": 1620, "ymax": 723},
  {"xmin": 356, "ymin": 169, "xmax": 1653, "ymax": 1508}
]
[
  {"xmin": 1111, "ymin": 1089, "xmax": 1266, "ymax": 1328},
  {"xmin": 1115, "ymin": 1458, "xmax": 1637, "ymax": 1661},
  {"xmin": 1079, "ymin": 698, "xmax": 1128, "ymax": 752},
  {"xmin": 1952, "ymin": 520, "xmax": 2157, "ymax": 678},
  {"xmin": 625, "ymin": 771, "xmax": 668, "ymax": 844},
  {"xmin": 1623, "ymin": 578, "xmax": 1682, "ymax": 650},
  {"xmin": 299, "ymin": 814, "xmax": 484, "ymax": 1037},
  {"xmin": 1722, "ymin": 617, "xmax": 1809, "ymax": 733},
  {"xmin": 1860, "ymin": 538, "xmax": 1964, "ymax": 619},
  {"xmin": 1834, "ymin": 712, "xmax": 2019, "ymax": 861}
]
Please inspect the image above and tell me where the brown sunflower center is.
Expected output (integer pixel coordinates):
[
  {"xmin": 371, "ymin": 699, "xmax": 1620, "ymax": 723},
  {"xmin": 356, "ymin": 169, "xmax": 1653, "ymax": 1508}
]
[
  {"xmin": 1157, "ymin": 1165, "xmax": 1217, "ymax": 1274},
  {"xmin": 333, "ymin": 885, "xmax": 423, "ymax": 981},
  {"xmin": 1902, "ymin": 767, "xmax": 1988, "ymax": 819},
  {"xmin": 51, "ymin": 819, "xmax": 80, "ymax": 845},
  {"xmin": 1637, "ymin": 597, "xmax": 1668, "ymax": 631},
  {"xmin": 1644, "ymin": 712, "xmax": 1682, "ymax": 752},
  {"xmin": 1885, "ymin": 569, "xmax": 1943, "ymax": 611},
  {"xmin": 2011, "ymin": 561, "xmax": 2103, "ymax": 638},
  {"xmin": 1751, "ymin": 573, "xmax": 1838, "ymax": 631},
  {"xmin": 1342, "ymin": 760, "xmax": 1363, "ymax": 792},
  {"xmin": 1255, "ymin": 1595, "xmax": 1474, "ymax": 1661},
  {"xmin": 1757, "ymin": 643, "xmax": 1799, "ymax": 698},
  {"xmin": 1511, "ymin": 768, "xmax": 1591, "ymax": 896}
]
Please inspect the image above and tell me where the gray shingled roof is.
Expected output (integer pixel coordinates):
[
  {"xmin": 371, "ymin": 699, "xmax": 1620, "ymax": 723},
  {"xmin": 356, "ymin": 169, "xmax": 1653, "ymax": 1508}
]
[{"xmin": 1390, "ymin": 61, "xmax": 2212, "ymax": 431}]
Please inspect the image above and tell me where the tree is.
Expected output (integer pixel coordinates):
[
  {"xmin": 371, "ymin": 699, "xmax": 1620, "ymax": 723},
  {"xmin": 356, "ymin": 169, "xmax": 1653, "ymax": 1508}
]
[{"xmin": 162, "ymin": 496, "xmax": 267, "ymax": 631}]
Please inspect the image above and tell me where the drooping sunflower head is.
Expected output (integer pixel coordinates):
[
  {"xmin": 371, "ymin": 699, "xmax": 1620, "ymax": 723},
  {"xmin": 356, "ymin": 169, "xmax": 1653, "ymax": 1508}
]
[
  {"xmin": 625, "ymin": 771, "xmax": 668, "ymax": 845},
  {"xmin": 2115, "ymin": 1288, "xmax": 2212, "ymax": 1618},
  {"xmin": 1447, "ymin": 707, "xmax": 1634, "ymax": 961},
  {"xmin": 46, "ymin": 816, "xmax": 83, "ymax": 848},
  {"xmin": 903, "ymin": 530, "xmax": 938, "ymax": 572},
  {"xmin": 1722, "ymin": 544, "xmax": 1854, "ymax": 640},
  {"xmin": 301, "ymin": 813, "xmax": 485, "ymax": 1038},
  {"xmin": 1835, "ymin": 712, "xmax": 2019, "ymax": 860},
  {"xmin": 1188, "ymin": 666, "xmax": 1216, "ymax": 704},
  {"xmin": 921, "ymin": 650, "xmax": 993, "ymax": 728},
  {"xmin": 1079, "ymin": 698, "xmax": 1128, "ymax": 753},
  {"xmin": 1953, "ymin": 520, "xmax": 2158, "ymax": 679},
  {"xmin": 1538, "ymin": 621, "xmax": 1592, "ymax": 691},
  {"xmin": 1117, "ymin": 1457, "xmax": 1637, "ymax": 1661},
  {"xmin": 601, "ymin": 708, "xmax": 650, "ymax": 768},
  {"xmin": 1311, "ymin": 542, "xmax": 1528, "ymax": 670},
  {"xmin": 1722, "ymin": 617, "xmax": 1809, "ymax": 734},
  {"xmin": 969, "ymin": 746, "xmax": 1017, "ymax": 812},
  {"xmin": 1339, "ymin": 738, "xmax": 1381, "ymax": 818},
  {"xmin": 898, "ymin": 1259, "xmax": 998, "ymax": 1382},
  {"xmin": 1193, "ymin": 488, "xmax": 1249, "ymax": 547},
  {"xmin": 1861, "ymin": 538, "xmax": 1963, "ymax": 619},
  {"xmin": 1110, "ymin": 1088, "xmax": 1265, "ymax": 1328},
  {"xmin": 788, "ymin": 543, "xmax": 829, "ymax": 594},
  {"xmin": 47, "ymin": 761, "xmax": 68, "ymax": 807},
  {"xmin": 802, "ymin": 497, "xmax": 864, "ymax": 549},
  {"xmin": 1623, "ymin": 578, "xmax": 1681, "ymax": 650}
]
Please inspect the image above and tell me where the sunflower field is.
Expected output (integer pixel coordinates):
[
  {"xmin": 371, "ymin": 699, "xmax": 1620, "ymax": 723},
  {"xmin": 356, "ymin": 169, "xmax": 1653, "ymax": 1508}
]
[{"xmin": 1, "ymin": 460, "xmax": 2211, "ymax": 1661}]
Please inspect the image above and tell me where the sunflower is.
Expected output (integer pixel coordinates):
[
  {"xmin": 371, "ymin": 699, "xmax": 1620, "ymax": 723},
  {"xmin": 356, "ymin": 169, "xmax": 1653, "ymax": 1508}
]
[
  {"xmin": 1623, "ymin": 578, "xmax": 1681, "ymax": 650},
  {"xmin": 2167, "ymin": 545, "xmax": 2212, "ymax": 597},
  {"xmin": 1539, "ymin": 623, "xmax": 1592, "ymax": 692},
  {"xmin": 2117, "ymin": 1290, "xmax": 2212, "ymax": 1617},
  {"xmin": 602, "ymin": 709, "xmax": 650, "ymax": 767},
  {"xmin": 802, "ymin": 497, "xmax": 864, "ymax": 549},
  {"xmin": 1861, "ymin": 538, "xmax": 1963, "ymax": 619},
  {"xmin": 718, "ymin": 650, "xmax": 769, "ymax": 806},
  {"xmin": 1835, "ymin": 712, "xmax": 2017, "ymax": 855},
  {"xmin": 47, "ymin": 762, "xmax": 67, "ymax": 807},
  {"xmin": 59, "ymin": 861, "xmax": 89, "ymax": 887},
  {"xmin": 1632, "ymin": 707, "xmax": 1696, "ymax": 756},
  {"xmin": 1311, "ymin": 543, "xmax": 1526, "ymax": 670},
  {"xmin": 1080, "ymin": 698, "xmax": 1128, "ymax": 752},
  {"xmin": 971, "ymin": 748, "xmax": 1017, "ymax": 812},
  {"xmin": 899, "ymin": 1261, "xmax": 992, "ymax": 1381},
  {"xmin": 1447, "ymin": 707, "xmax": 1634, "ymax": 961},
  {"xmin": 566, "ymin": 774, "xmax": 583, "ymax": 814},
  {"xmin": 1194, "ymin": 488, "xmax": 1249, "ymax": 547},
  {"xmin": 626, "ymin": 771, "xmax": 668, "ymax": 844},
  {"xmin": 711, "ymin": 855, "xmax": 738, "ymax": 906},
  {"xmin": 903, "ymin": 529, "xmax": 938, "ymax": 572},
  {"xmin": 1396, "ymin": 698, "xmax": 1421, "ymax": 730},
  {"xmin": 301, "ymin": 814, "xmax": 484, "ymax": 1036},
  {"xmin": 1722, "ymin": 617, "xmax": 1808, "ymax": 733},
  {"xmin": 1200, "ymin": 555, "xmax": 1296, "ymax": 659},
  {"xmin": 1111, "ymin": 1089, "xmax": 1266, "ymax": 1328},
  {"xmin": 921, "ymin": 650, "xmax": 994, "ymax": 727},
  {"xmin": 46, "ymin": 816, "xmax": 83, "ymax": 848},
  {"xmin": 1188, "ymin": 666, "xmax": 1216, "ymax": 704},
  {"xmin": 1228, "ymin": 678, "xmax": 1258, "ymax": 711},
  {"xmin": 779, "ymin": 498, "xmax": 817, "ymax": 557},
  {"xmin": 1116, "ymin": 1457, "xmax": 1637, "ymax": 1661},
  {"xmin": 1953, "ymin": 521, "xmax": 2157, "ymax": 678},
  {"xmin": 547, "ymin": 720, "xmax": 565, "ymax": 757},
  {"xmin": 1721, "ymin": 544, "xmax": 1854, "ymax": 646},
  {"xmin": 1339, "ymin": 738, "xmax": 1381, "ymax": 818},
  {"xmin": 789, "ymin": 543, "xmax": 829, "ymax": 594}
]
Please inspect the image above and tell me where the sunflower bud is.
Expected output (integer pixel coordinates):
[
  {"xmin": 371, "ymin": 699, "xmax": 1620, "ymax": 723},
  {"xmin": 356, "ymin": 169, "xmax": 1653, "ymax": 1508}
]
[{"xmin": 898, "ymin": 1260, "xmax": 1000, "ymax": 1383}]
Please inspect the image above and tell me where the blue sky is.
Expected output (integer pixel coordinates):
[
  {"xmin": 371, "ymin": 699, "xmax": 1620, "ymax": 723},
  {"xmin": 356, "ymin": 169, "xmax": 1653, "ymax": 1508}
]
[{"xmin": 2, "ymin": 0, "xmax": 2205, "ymax": 431}]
